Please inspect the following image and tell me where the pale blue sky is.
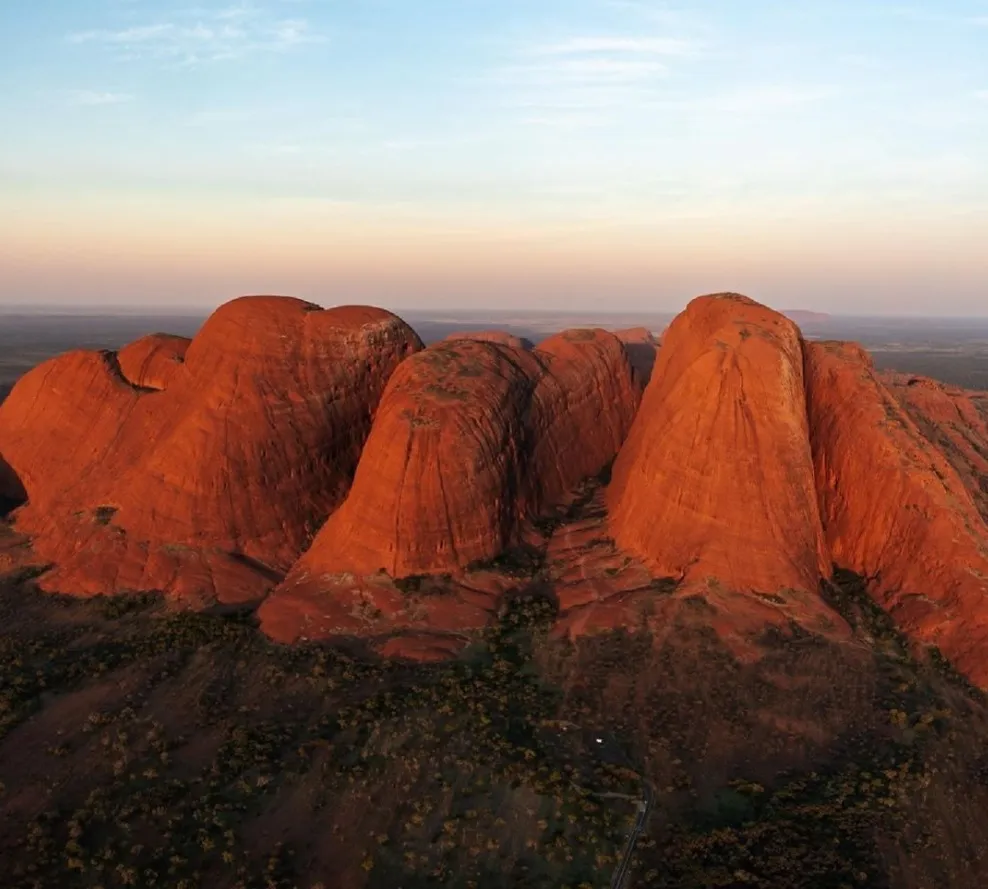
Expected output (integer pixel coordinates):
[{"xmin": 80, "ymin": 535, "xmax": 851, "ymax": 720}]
[{"xmin": 1, "ymin": 1, "xmax": 986, "ymax": 314}]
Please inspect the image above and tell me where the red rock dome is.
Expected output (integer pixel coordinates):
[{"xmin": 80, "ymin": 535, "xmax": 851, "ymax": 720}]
[
  {"xmin": 117, "ymin": 333, "xmax": 191, "ymax": 390},
  {"xmin": 0, "ymin": 296, "xmax": 422, "ymax": 603},
  {"xmin": 608, "ymin": 294, "xmax": 832, "ymax": 604}
]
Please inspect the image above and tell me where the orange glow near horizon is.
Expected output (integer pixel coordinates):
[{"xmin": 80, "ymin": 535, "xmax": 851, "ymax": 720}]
[{"xmin": 2, "ymin": 192, "xmax": 986, "ymax": 315}]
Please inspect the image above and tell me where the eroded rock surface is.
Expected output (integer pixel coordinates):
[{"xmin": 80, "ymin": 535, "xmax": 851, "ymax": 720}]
[
  {"xmin": 283, "ymin": 339, "xmax": 545, "ymax": 580},
  {"xmin": 0, "ymin": 296, "xmax": 422, "ymax": 603}
]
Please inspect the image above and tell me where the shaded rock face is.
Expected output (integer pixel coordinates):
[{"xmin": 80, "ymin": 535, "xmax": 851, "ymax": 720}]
[
  {"xmin": 806, "ymin": 342, "xmax": 988, "ymax": 686},
  {"xmin": 529, "ymin": 329, "xmax": 642, "ymax": 512},
  {"xmin": 4, "ymin": 289, "xmax": 988, "ymax": 687},
  {"xmin": 0, "ymin": 450, "xmax": 25, "ymax": 515},
  {"xmin": 260, "ymin": 328, "xmax": 641, "ymax": 646},
  {"xmin": 117, "ymin": 333, "xmax": 191, "ymax": 390},
  {"xmin": 0, "ymin": 296, "xmax": 422, "ymax": 602},
  {"xmin": 613, "ymin": 327, "xmax": 659, "ymax": 385},
  {"xmin": 608, "ymin": 294, "xmax": 833, "ymax": 610}
]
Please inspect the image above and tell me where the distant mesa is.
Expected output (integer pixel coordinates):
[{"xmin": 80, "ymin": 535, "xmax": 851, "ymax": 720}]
[
  {"xmin": 0, "ymin": 295, "xmax": 422, "ymax": 603},
  {"xmin": 2, "ymin": 291, "xmax": 988, "ymax": 687}
]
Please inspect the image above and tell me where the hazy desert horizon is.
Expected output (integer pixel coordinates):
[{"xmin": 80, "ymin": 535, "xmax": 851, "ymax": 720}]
[{"xmin": 4, "ymin": 300, "xmax": 988, "ymax": 396}]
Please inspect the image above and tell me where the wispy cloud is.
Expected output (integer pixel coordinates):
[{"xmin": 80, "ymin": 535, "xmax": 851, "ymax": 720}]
[
  {"xmin": 66, "ymin": 3, "xmax": 326, "ymax": 66},
  {"xmin": 65, "ymin": 89, "xmax": 134, "ymax": 106},
  {"xmin": 495, "ymin": 27, "xmax": 707, "ymax": 124},
  {"xmin": 535, "ymin": 36, "xmax": 702, "ymax": 57},
  {"xmin": 974, "ymin": 89, "xmax": 988, "ymax": 100}
]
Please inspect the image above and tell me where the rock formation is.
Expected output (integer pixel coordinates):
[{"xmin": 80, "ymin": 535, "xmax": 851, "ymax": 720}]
[
  {"xmin": 806, "ymin": 342, "xmax": 988, "ymax": 685},
  {"xmin": 259, "ymin": 328, "xmax": 641, "ymax": 648},
  {"xmin": 529, "ymin": 329, "xmax": 642, "ymax": 510},
  {"xmin": 3, "ymin": 288, "xmax": 988, "ymax": 684},
  {"xmin": 117, "ymin": 333, "xmax": 191, "ymax": 390},
  {"xmin": 0, "ymin": 296, "xmax": 422, "ymax": 602},
  {"xmin": 281, "ymin": 329, "xmax": 639, "ymax": 582},
  {"xmin": 606, "ymin": 294, "xmax": 838, "ymax": 635},
  {"xmin": 283, "ymin": 339, "xmax": 545, "ymax": 580}
]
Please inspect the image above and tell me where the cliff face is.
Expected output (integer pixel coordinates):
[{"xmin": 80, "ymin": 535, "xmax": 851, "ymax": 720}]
[
  {"xmin": 608, "ymin": 294, "xmax": 832, "ymax": 603},
  {"xmin": 279, "ymin": 328, "xmax": 640, "ymax": 584},
  {"xmin": 0, "ymin": 296, "xmax": 422, "ymax": 603},
  {"xmin": 528, "ymin": 329, "xmax": 642, "ymax": 513},
  {"xmin": 806, "ymin": 342, "xmax": 988, "ymax": 685}
]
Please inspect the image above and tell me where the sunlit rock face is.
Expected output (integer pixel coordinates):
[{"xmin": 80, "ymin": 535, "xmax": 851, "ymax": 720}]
[{"xmin": 0, "ymin": 296, "xmax": 422, "ymax": 603}]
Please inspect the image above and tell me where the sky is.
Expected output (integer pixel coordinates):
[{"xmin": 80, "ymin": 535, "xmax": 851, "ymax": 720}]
[{"xmin": 0, "ymin": 0, "xmax": 986, "ymax": 316}]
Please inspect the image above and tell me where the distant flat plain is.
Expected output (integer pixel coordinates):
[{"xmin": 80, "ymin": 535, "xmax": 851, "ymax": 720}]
[{"xmin": 2, "ymin": 306, "xmax": 988, "ymax": 400}]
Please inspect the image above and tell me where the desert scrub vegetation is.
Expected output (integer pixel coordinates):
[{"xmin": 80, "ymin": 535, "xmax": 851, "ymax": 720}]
[
  {"xmin": 4, "ymin": 564, "xmax": 988, "ymax": 888},
  {"xmin": 0, "ymin": 582, "xmax": 638, "ymax": 889},
  {"xmin": 539, "ymin": 570, "xmax": 988, "ymax": 888}
]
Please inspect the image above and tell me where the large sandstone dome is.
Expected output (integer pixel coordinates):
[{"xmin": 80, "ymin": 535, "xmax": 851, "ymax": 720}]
[
  {"xmin": 0, "ymin": 296, "xmax": 423, "ymax": 603},
  {"xmin": 608, "ymin": 294, "xmax": 831, "ymax": 597}
]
